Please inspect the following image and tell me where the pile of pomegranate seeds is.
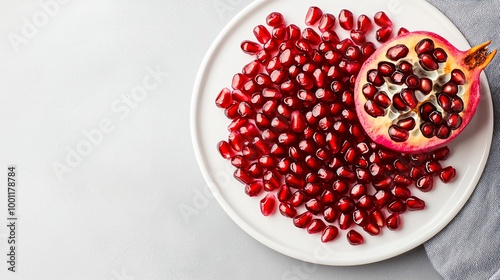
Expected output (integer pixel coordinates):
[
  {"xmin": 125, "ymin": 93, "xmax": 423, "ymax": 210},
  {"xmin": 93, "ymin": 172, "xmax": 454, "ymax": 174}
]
[{"xmin": 215, "ymin": 7, "xmax": 456, "ymax": 245}]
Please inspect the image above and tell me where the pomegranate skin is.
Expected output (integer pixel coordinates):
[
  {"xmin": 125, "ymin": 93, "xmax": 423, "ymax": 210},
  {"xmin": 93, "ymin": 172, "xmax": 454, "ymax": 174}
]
[{"xmin": 354, "ymin": 31, "xmax": 496, "ymax": 153}]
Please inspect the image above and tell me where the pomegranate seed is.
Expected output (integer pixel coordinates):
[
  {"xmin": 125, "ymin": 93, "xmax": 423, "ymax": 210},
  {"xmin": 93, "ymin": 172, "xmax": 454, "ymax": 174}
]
[
  {"xmin": 439, "ymin": 166, "xmax": 456, "ymax": 183},
  {"xmin": 357, "ymin": 14, "xmax": 372, "ymax": 33},
  {"xmin": 416, "ymin": 175, "xmax": 434, "ymax": 192},
  {"xmin": 217, "ymin": 140, "xmax": 234, "ymax": 159},
  {"xmin": 374, "ymin": 11, "xmax": 393, "ymax": 27},
  {"xmin": 388, "ymin": 199, "xmax": 407, "ymax": 213},
  {"xmin": 347, "ymin": 230, "xmax": 364, "ymax": 245},
  {"xmin": 290, "ymin": 191, "xmax": 306, "ymax": 207},
  {"xmin": 337, "ymin": 196, "xmax": 355, "ymax": 213},
  {"xmin": 433, "ymin": 48, "xmax": 448, "ymax": 63},
  {"xmin": 338, "ymin": 9, "xmax": 354, "ymax": 30},
  {"xmin": 240, "ymin": 40, "xmax": 262, "ymax": 55},
  {"xmin": 279, "ymin": 202, "xmax": 297, "ymax": 218},
  {"xmin": 363, "ymin": 222, "xmax": 381, "ymax": 236},
  {"xmin": 339, "ymin": 212, "xmax": 353, "ymax": 230},
  {"xmin": 357, "ymin": 195, "xmax": 375, "ymax": 210},
  {"xmin": 266, "ymin": 12, "xmax": 284, "ymax": 27},
  {"xmin": 353, "ymin": 209, "xmax": 369, "ymax": 226},
  {"xmin": 321, "ymin": 30, "xmax": 340, "ymax": 43},
  {"xmin": 398, "ymin": 27, "xmax": 409, "ymax": 35},
  {"xmin": 389, "ymin": 125, "xmax": 409, "ymax": 142},
  {"xmin": 406, "ymin": 196, "xmax": 425, "ymax": 210},
  {"xmin": 318, "ymin": 13, "xmax": 336, "ymax": 32},
  {"xmin": 371, "ymin": 209, "xmax": 385, "ymax": 227},
  {"xmin": 305, "ymin": 6, "xmax": 323, "ymax": 26},
  {"xmin": 442, "ymin": 82, "xmax": 458, "ymax": 95},
  {"xmin": 302, "ymin": 28, "xmax": 321, "ymax": 45},
  {"xmin": 230, "ymin": 155, "xmax": 246, "ymax": 168},
  {"xmin": 293, "ymin": 212, "xmax": 313, "ymax": 228},
  {"xmin": 386, "ymin": 213, "xmax": 401, "ymax": 230},
  {"xmin": 447, "ymin": 113, "xmax": 462, "ymax": 130},
  {"xmin": 272, "ymin": 25, "xmax": 287, "ymax": 41},
  {"xmin": 374, "ymin": 189, "xmax": 391, "ymax": 207},
  {"xmin": 361, "ymin": 42, "xmax": 376, "ymax": 59},
  {"xmin": 350, "ymin": 29, "xmax": 366, "ymax": 45},
  {"xmin": 234, "ymin": 168, "xmax": 253, "ymax": 185},
  {"xmin": 215, "ymin": 88, "xmax": 233, "ymax": 108},
  {"xmin": 419, "ymin": 54, "xmax": 439, "ymax": 71},
  {"xmin": 376, "ymin": 26, "xmax": 393, "ymax": 43},
  {"xmin": 245, "ymin": 180, "xmax": 263, "ymax": 197},
  {"xmin": 416, "ymin": 38, "xmax": 435, "ymax": 54},
  {"xmin": 307, "ymin": 219, "xmax": 326, "ymax": 234},
  {"xmin": 350, "ymin": 183, "xmax": 367, "ymax": 199},
  {"xmin": 451, "ymin": 69, "xmax": 466, "ymax": 85},
  {"xmin": 263, "ymin": 170, "xmax": 280, "ymax": 191},
  {"xmin": 253, "ymin": 25, "xmax": 271, "ymax": 44},
  {"xmin": 321, "ymin": 226, "xmax": 339, "ymax": 243}
]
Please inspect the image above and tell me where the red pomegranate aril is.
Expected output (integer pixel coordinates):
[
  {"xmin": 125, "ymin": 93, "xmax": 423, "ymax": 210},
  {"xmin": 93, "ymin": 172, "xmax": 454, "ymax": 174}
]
[
  {"xmin": 357, "ymin": 195, "xmax": 375, "ymax": 210},
  {"xmin": 398, "ymin": 27, "xmax": 410, "ymax": 35},
  {"xmin": 416, "ymin": 77, "xmax": 433, "ymax": 94},
  {"xmin": 416, "ymin": 175, "xmax": 434, "ymax": 192},
  {"xmin": 302, "ymin": 28, "xmax": 322, "ymax": 45},
  {"xmin": 447, "ymin": 113, "xmax": 462, "ymax": 130},
  {"xmin": 293, "ymin": 212, "xmax": 313, "ymax": 228},
  {"xmin": 404, "ymin": 74, "xmax": 420, "ymax": 89},
  {"xmin": 305, "ymin": 6, "xmax": 323, "ymax": 26},
  {"xmin": 357, "ymin": 14, "xmax": 372, "ymax": 33},
  {"xmin": 323, "ymin": 207, "xmax": 338, "ymax": 223},
  {"xmin": 377, "ymin": 62, "xmax": 396, "ymax": 77},
  {"xmin": 305, "ymin": 198, "xmax": 324, "ymax": 214},
  {"xmin": 353, "ymin": 209, "xmax": 369, "ymax": 226},
  {"xmin": 261, "ymin": 129, "xmax": 278, "ymax": 142},
  {"xmin": 241, "ymin": 40, "xmax": 262, "ymax": 55},
  {"xmin": 386, "ymin": 44, "xmax": 409, "ymax": 61},
  {"xmin": 374, "ymin": 189, "xmax": 391, "ymax": 207},
  {"xmin": 442, "ymin": 82, "xmax": 458, "ymax": 95},
  {"xmin": 363, "ymin": 222, "xmax": 381, "ymax": 236},
  {"xmin": 350, "ymin": 29, "xmax": 366, "ymax": 45},
  {"xmin": 321, "ymin": 30, "xmax": 340, "ymax": 43},
  {"xmin": 245, "ymin": 181, "xmax": 263, "ymax": 197},
  {"xmin": 272, "ymin": 25, "xmax": 287, "ymax": 41},
  {"xmin": 419, "ymin": 54, "xmax": 439, "ymax": 71},
  {"xmin": 374, "ymin": 11, "xmax": 392, "ymax": 27},
  {"xmin": 396, "ymin": 117, "xmax": 416, "ymax": 131},
  {"xmin": 337, "ymin": 196, "xmax": 355, "ymax": 213},
  {"xmin": 370, "ymin": 209, "xmax": 385, "ymax": 227},
  {"xmin": 433, "ymin": 48, "xmax": 448, "ymax": 62},
  {"xmin": 388, "ymin": 199, "xmax": 407, "ymax": 213},
  {"xmin": 230, "ymin": 155, "xmax": 246, "ymax": 168},
  {"xmin": 439, "ymin": 166, "xmax": 456, "ymax": 183},
  {"xmin": 217, "ymin": 140, "xmax": 234, "ymax": 159},
  {"xmin": 450, "ymin": 96, "xmax": 464, "ymax": 112},
  {"xmin": 266, "ymin": 12, "xmax": 284, "ymax": 27},
  {"xmin": 350, "ymin": 183, "xmax": 367, "ymax": 199},
  {"xmin": 307, "ymin": 219, "xmax": 326, "ymax": 234},
  {"xmin": 247, "ymin": 162, "xmax": 264, "ymax": 178},
  {"xmin": 253, "ymin": 24, "xmax": 271, "ymax": 44},
  {"xmin": 232, "ymin": 73, "xmax": 247, "ymax": 90},
  {"xmin": 290, "ymin": 191, "xmax": 306, "ymax": 207},
  {"xmin": 415, "ymin": 38, "xmax": 435, "ymax": 54},
  {"xmin": 339, "ymin": 212, "xmax": 353, "ymax": 230},
  {"xmin": 398, "ymin": 89, "xmax": 417, "ymax": 109},
  {"xmin": 367, "ymin": 70, "xmax": 385, "ymax": 86},
  {"xmin": 215, "ymin": 88, "xmax": 233, "ymax": 108},
  {"xmin": 258, "ymin": 155, "xmax": 275, "ymax": 168},
  {"xmin": 451, "ymin": 69, "xmax": 466, "ymax": 85},
  {"xmin": 234, "ymin": 168, "xmax": 253, "ymax": 185},
  {"xmin": 318, "ymin": 13, "xmax": 336, "ymax": 32},
  {"xmin": 285, "ymin": 173, "xmax": 306, "ymax": 189},
  {"xmin": 376, "ymin": 26, "xmax": 393, "ymax": 43},
  {"xmin": 386, "ymin": 213, "xmax": 401, "ymax": 230},
  {"xmin": 338, "ymin": 9, "xmax": 354, "ymax": 30},
  {"xmin": 361, "ymin": 42, "xmax": 376, "ymax": 58},
  {"xmin": 279, "ymin": 202, "xmax": 297, "ymax": 218},
  {"xmin": 435, "ymin": 125, "xmax": 451, "ymax": 139},
  {"xmin": 425, "ymin": 161, "xmax": 442, "ymax": 174},
  {"xmin": 321, "ymin": 226, "xmax": 339, "ymax": 243},
  {"xmin": 347, "ymin": 230, "xmax": 364, "ymax": 245},
  {"xmin": 406, "ymin": 196, "xmax": 426, "ymax": 210}
]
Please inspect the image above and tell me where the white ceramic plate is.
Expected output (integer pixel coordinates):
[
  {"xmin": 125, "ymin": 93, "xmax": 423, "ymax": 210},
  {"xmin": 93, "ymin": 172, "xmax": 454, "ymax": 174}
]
[{"xmin": 191, "ymin": 0, "xmax": 493, "ymax": 265}]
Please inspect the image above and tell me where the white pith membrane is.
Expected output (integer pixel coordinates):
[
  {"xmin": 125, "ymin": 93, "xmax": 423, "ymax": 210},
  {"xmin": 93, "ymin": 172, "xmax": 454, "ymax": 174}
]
[{"xmin": 364, "ymin": 43, "xmax": 465, "ymax": 141}]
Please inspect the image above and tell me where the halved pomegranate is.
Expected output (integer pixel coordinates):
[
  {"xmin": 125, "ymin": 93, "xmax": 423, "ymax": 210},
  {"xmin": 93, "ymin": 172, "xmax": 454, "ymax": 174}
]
[{"xmin": 354, "ymin": 31, "xmax": 496, "ymax": 153}]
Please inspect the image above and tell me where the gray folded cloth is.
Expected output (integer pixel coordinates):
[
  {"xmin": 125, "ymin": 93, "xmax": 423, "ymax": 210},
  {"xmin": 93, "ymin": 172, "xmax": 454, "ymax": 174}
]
[{"xmin": 423, "ymin": 1, "xmax": 500, "ymax": 279}]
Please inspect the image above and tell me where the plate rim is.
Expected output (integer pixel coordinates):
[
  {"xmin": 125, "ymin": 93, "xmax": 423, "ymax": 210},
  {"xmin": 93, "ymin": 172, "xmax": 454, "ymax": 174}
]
[{"xmin": 190, "ymin": 0, "xmax": 493, "ymax": 266}]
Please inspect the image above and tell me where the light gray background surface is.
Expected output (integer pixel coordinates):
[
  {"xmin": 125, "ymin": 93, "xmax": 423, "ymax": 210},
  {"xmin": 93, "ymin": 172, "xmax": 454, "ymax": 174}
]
[{"xmin": 0, "ymin": 0, "xmax": 465, "ymax": 279}]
